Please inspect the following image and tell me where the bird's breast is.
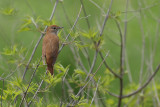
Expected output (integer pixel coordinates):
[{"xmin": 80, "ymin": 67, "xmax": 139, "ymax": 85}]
[{"xmin": 43, "ymin": 34, "xmax": 59, "ymax": 57}]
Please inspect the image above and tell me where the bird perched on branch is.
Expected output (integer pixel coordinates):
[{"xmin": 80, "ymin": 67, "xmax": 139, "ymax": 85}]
[{"xmin": 42, "ymin": 25, "xmax": 63, "ymax": 76}]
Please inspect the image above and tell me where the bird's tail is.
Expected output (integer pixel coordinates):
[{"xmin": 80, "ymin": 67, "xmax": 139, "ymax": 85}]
[{"xmin": 47, "ymin": 65, "xmax": 54, "ymax": 75}]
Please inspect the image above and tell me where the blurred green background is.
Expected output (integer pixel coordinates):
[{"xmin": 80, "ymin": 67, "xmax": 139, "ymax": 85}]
[{"xmin": 0, "ymin": 0, "xmax": 160, "ymax": 106}]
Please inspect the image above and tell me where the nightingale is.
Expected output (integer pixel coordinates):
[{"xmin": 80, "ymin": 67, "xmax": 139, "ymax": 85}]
[{"xmin": 42, "ymin": 25, "xmax": 63, "ymax": 75}]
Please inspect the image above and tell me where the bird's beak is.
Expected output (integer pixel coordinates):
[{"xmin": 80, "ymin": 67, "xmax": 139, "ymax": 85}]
[{"xmin": 59, "ymin": 27, "xmax": 64, "ymax": 29}]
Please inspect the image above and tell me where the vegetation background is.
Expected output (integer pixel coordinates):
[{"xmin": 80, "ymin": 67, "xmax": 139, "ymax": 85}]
[{"xmin": 0, "ymin": 0, "xmax": 160, "ymax": 106}]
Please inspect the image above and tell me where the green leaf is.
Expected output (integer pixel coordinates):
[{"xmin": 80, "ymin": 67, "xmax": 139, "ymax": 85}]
[
  {"xmin": 71, "ymin": 94, "xmax": 79, "ymax": 100},
  {"xmin": 18, "ymin": 27, "xmax": 31, "ymax": 32},
  {"xmin": 106, "ymin": 99, "xmax": 114, "ymax": 105},
  {"xmin": 81, "ymin": 29, "xmax": 98, "ymax": 39},
  {"xmin": 1, "ymin": 45, "xmax": 17, "ymax": 56},
  {"xmin": 0, "ymin": 8, "xmax": 16, "ymax": 15}
]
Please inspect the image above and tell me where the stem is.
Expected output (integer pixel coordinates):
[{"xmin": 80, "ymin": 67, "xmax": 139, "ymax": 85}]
[
  {"xmin": 118, "ymin": 0, "xmax": 129, "ymax": 106},
  {"xmin": 1, "ymin": 79, "xmax": 4, "ymax": 107},
  {"xmin": 19, "ymin": 57, "xmax": 42, "ymax": 107}
]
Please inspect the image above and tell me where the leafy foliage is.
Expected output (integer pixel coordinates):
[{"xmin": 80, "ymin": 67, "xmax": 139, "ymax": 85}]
[
  {"xmin": 0, "ymin": 7, "xmax": 17, "ymax": 16},
  {"xmin": 0, "ymin": 0, "xmax": 160, "ymax": 107}
]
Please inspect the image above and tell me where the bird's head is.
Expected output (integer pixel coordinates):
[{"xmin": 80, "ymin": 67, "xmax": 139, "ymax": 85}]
[{"xmin": 46, "ymin": 25, "xmax": 63, "ymax": 34}]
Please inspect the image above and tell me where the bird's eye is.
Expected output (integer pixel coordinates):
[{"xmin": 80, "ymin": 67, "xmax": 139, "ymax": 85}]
[{"xmin": 52, "ymin": 27, "xmax": 56, "ymax": 29}]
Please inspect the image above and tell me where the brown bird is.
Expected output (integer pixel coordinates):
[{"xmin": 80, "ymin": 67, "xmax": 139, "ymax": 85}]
[{"xmin": 42, "ymin": 25, "xmax": 63, "ymax": 75}]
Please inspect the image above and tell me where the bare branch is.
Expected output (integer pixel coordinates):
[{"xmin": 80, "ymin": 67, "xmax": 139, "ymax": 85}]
[
  {"xmin": 80, "ymin": 0, "xmax": 90, "ymax": 29},
  {"xmin": 1, "ymin": 79, "xmax": 4, "ymax": 107},
  {"xmin": 77, "ymin": 52, "xmax": 108, "ymax": 97},
  {"xmin": 136, "ymin": 1, "xmax": 146, "ymax": 104},
  {"xmin": 96, "ymin": 0, "xmax": 121, "ymax": 79},
  {"xmin": 121, "ymin": 2, "xmax": 159, "ymax": 14},
  {"xmin": 106, "ymin": 64, "xmax": 160, "ymax": 98},
  {"xmin": 118, "ymin": 0, "xmax": 129, "ymax": 106},
  {"xmin": 85, "ymin": 51, "xmax": 98, "ymax": 81},
  {"xmin": 81, "ymin": 0, "xmax": 119, "ymax": 79},
  {"xmin": 67, "ymin": 52, "xmax": 109, "ymax": 106},
  {"xmin": 99, "ymin": 52, "xmax": 121, "ymax": 78},
  {"xmin": 60, "ymin": 3, "xmax": 72, "ymax": 27},
  {"xmin": 88, "ymin": 0, "xmax": 105, "ymax": 14},
  {"xmin": 28, "ymin": 80, "xmax": 44, "ymax": 106},
  {"xmin": 60, "ymin": 69, "xmax": 69, "ymax": 107},
  {"xmin": 97, "ymin": 0, "xmax": 114, "ymax": 46},
  {"xmin": 122, "ymin": 64, "xmax": 160, "ymax": 98},
  {"xmin": 19, "ymin": 57, "xmax": 42, "ymax": 107},
  {"xmin": 58, "ymin": 5, "xmax": 82, "ymax": 53},
  {"xmin": 90, "ymin": 77, "xmax": 101, "ymax": 107}
]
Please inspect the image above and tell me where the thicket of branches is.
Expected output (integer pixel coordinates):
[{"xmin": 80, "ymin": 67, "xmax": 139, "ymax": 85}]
[{"xmin": 0, "ymin": 0, "xmax": 160, "ymax": 107}]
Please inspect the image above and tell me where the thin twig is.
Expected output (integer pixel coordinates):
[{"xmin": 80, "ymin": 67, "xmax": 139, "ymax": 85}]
[
  {"xmin": 106, "ymin": 64, "xmax": 160, "ymax": 98},
  {"xmin": 28, "ymin": 79, "xmax": 44, "ymax": 106},
  {"xmin": 88, "ymin": 0, "xmax": 105, "ymax": 14},
  {"xmin": 90, "ymin": 77, "xmax": 101, "ymax": 107},
  {"xmin": 67, "ymin": 52, "xmax": 109, "ymax": 106},
  {"xmin": 80, "ymin": 0, "xmax": 90, "ymax": 29},
  {"xmin": 97, "ymin": 0, "xmax": 114, "ymax": 46},
  {"xmin": 122, "ymin": 64, "xmax": 160, "ymax": 98},
  {"xmin": 121, "ymin": 2, "xmax": 160, "ymax": 16},
  {"xmin": 85, "ymin": 0, "xmax": 120, "ymax": 79},
  {"xmin": 114, "ymin": 19, "xmax": 132, "ymax": 81},
  {"xmin": 148, "ymin": 19, "xmax": 160, "ymax": 106},
  {"xmin": 85, "ymin": 0, "xmax": 114, "ymax": 82},
  {"xmin": 79, "ymin": 0, "xmax": 92, "ymax": 67},
  {"xmin": 22, "ymin": 0, "xmax": 59, "ymax": 80},
  {"xmin": 61, "ymin": 3, "xmax": 91, "ymax": 67},
  {"xmin": 19, "ymin": 57, "xmax": 42, "ymax": 107},
  {"xmin": 99, "ymin": 52, "xmax": 121, "ymax": 78},
  {"xmin": 118, "ymin": 0, "xmax": 129, "ymax": 106},
  {"xmin": 58, "ymin": 5, "xmax": 82, "ymax": 53},
  {"xmin": 136, "ymin": 1, "xmax": 146, "ymax": 104},
  {"xmin": 85, "ymin": 51, "xmax": 98, "ymax": 81},
  {"xmin": 97, "ymin": 0, "xmax": 120, "ymax": 79},
  {"xmin": 1, "ymin": 79, "xmax": 4, "ymax": 107},
  {"xmin": 125, "ymin": 51, "xmax": 132, "ymax": 82},
  {"xmin": 138, "ymin": 1, "xmax": 145, "ymax": 87},
  {"xmin": 60, "ymin": 3, "xmax": 72, "ymax": 27},
  {"xmin": 60, "ymin": 69, "xmax": 69, "ymax": 107}
]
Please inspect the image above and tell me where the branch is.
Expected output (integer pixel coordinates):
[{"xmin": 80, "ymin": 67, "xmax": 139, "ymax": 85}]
[
  {"xmin": 106, "ymin": 64, "xmax": 160, "ymax": 98},
  {"xmin": 82, "ymin": 0, "xmax": 120, "ymax": 79},
  {"xmin": 85, "ymin": 0, "xmax": 114, "ymax": 82},
  {"xmin": 19, "ymin": 57, "xmax": 42, "ymax": 107},
  {"xmin": 90, "ymin": 77, "xmax": 101, "ymax": 107},
  {"xmin": 67, "ymin": 52, "xmax": 109, "ymax": 106},
  {"xmin": 1, "ymin": 79, "xmax": 4, "ymax": 107},
  {"xmin": 60, "ymin": 69, "xmax": 69, "ymax": 107},
  {"xmin": 97, "ymin": 0, "xmax": 114, "ymax": 46},
  {"xmin": 97, "ymin": 0, "xmax": 121, "ymax": 79},
  {"xmin": 136, "ymin": 1, "xmax": 146, "ymax": 104},
  {"xmin": 61, "ymin": 2, "xmax": 91, "ymax": 67},
  {"xmin": 122, "ymin": 64, "xmax": 160, "ymax": 98},
  {"xmin": 118, "ymin": 0, "xmax": 129, "ymax": 106},
  {"xmin": 88, "ymin": 0, "xmax": 105, "ymax": 14},
  {"xmin": 22, "ymin": 0, "xmax": 59, "ymax": 80},
  {"xmin": 85, "ymin": 51, "xmax": 98, "ymax": 81},
  {"xmin": 76, "ymin": 52, "xmax": 108, "ymax": 98},
  {"xmin": 28, "ymin": 79, "xmax": 44, "ymax": 106},
  {"xmin": 99, "ymin": 52, "xmax": 121, "ymax": 78},
  {"xmin": 58, "ymin": 5, "xmax": 82, "ymax": 53},
  {"xmin": 80, "ymin": 0, "xmax": 90, "ymax": 29}
]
